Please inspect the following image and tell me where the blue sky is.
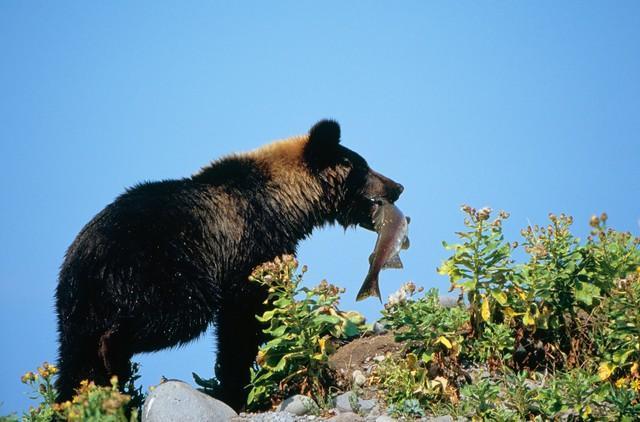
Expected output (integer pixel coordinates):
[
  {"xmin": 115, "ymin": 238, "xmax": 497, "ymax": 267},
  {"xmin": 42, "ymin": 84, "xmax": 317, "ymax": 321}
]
[{"xmin": 1, "ymin": 1, "xmax": 639, "ymax": 415}]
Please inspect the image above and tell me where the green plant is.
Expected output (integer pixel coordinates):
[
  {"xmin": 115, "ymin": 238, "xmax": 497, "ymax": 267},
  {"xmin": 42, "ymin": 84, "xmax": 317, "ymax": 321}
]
[
  {"xmin": 499, "ymin": 369, "xmax": 540, "ymax": 419},
  {"xmin": 470, "ymin": 322, "xmax": 514, "ymax": 369},
  {"xmin": 606, "ymin": 384, "xmax": 640, "ymax": 421},
  {"xmin": 536, "ymin": 369, "xmax": 607, "ymax": 420},
  {"xmin": 381, "ymin": 285, "xmax": 468, "ymax": 363},
  {"xmin": 437, "ymin": 206, "xmax": 516, "ymax": 337},
  {"xmin": 246, "ymin": 255, "xmax": 366, "ymax": 409},
  {"xmin": 596, "ymin": 270, "xmax": 640, "ymax": 384},
  {"xmin": 20, "ymin": 363, "xmax": 58, "ymax": 422},
  {"xmin": 19, "ymin": 362, "xmax": 136, "ymax": 422},
  {"xmin": 372, "ymin": 352, "xmax": 452, "ymax": 417},
  {"xmin": 459, "ymin": 378, "xmax": 501, "ymax": 420}
]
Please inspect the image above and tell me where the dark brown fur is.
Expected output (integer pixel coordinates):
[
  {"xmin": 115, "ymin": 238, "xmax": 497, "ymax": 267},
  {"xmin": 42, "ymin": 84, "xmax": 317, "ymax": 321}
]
[{"xmin": 54, "ymin": 120, "xmax": 403, "ymax": 410}]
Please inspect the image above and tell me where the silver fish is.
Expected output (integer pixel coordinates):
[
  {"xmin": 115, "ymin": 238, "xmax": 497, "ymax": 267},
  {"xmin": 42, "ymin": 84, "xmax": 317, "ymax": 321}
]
[{"xmin": 356, "ymin": 203, "xmax": 410, "ymax": 301}]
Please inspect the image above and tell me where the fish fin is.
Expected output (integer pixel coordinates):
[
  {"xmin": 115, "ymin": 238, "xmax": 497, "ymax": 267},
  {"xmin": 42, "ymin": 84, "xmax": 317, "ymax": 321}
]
[
  {"xmin": 356, "ymin": 273, "xmax": 381, "ymax": 302},
  {"xmin": 383, "ymin": 254, "xmax": 404, "ymax": 269},
  {"xmin": 402, "ymin": 236, "xmax": 410, "ymax": 250},
  {"xmin": 406, "ymin": 216, "xmax": 411, "ymax": 224}
]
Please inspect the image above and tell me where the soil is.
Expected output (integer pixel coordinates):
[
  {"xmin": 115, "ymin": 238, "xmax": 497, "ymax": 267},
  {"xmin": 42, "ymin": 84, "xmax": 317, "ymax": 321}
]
[{"xmin": 328, "ymin": 333, "xmax": 403, "ymax": 387}]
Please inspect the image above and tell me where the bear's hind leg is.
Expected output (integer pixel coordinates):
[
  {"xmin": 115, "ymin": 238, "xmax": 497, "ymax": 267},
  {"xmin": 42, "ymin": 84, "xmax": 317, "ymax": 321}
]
[
  {"xmin": 98, "ymin": 324, "xmax": 133, "ymax": 388},
  {"xmin": 55, "ymin": 336, "xmax": 109, "ymax": 402}
]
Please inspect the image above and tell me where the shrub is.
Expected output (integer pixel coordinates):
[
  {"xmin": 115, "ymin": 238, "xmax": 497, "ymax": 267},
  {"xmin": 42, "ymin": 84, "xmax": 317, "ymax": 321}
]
[{"xmin": 246, "ymin": 255, "xmax": 367, "ymax": 409}]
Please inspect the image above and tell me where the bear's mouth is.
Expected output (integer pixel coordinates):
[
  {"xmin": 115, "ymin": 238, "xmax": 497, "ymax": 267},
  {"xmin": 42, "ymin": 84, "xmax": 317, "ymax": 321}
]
[{"xmin": 357, "ymin": 197, "xmax": 387, "ymax": 231}]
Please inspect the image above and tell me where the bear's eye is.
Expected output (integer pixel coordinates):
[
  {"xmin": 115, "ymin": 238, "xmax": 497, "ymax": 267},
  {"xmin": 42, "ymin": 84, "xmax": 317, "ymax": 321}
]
[{"xmin": 340, "ymin": 157, "xmax": 352, "ymax": 167}]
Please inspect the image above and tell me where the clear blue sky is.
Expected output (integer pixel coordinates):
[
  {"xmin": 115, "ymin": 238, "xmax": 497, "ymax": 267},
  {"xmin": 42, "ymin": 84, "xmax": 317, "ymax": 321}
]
[{"xmin": 1, "ymin": 1, "xmax": 639, "ymax": 415}]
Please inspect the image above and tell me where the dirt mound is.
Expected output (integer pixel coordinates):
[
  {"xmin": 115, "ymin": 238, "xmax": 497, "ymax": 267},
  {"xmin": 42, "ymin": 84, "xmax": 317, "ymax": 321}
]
[{"xmin": 328, "ymin": 333, "xmax": 402, "ymax": 382}]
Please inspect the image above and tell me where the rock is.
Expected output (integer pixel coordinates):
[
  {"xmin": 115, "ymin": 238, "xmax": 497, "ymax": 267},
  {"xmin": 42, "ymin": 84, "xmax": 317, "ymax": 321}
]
[
  {"xmin": 334, "ymin": 392, "xmax": 358, "ymax": 412},
  {"xmin": 231, "ymin": 412, "xmax": 298, "ymax": 421},
  {"xmin": 375, "ymin": 416, "xmax": 396, "ymax": 422},
  {"xmin": 352, "ymin": 370, "xmax": 367, "ymax": 387},
  {"xmin": 334, "ymin": 392, "xmax": 378, "ymax": 416},
  {"xmin": 372, "ymin": 355, "xmax": 386, "ymax": 363},
  {"xmin": 328, "ymin": 412, "xmax": 364, "ymax": 421},
  {"xmin": 358, "ymin": 398, "xmax": 377, "ymax": 414},
  {"xmin": 276, "ymin": 394, "xmax": 318, "ymax": 416},
  {"xmin": 142, "ymin": 380, "xmax": 237, "ymax": 422},
  {"xmin": 372, "ymin": 322, "xmax": 387, "ymax": 334},
  {"xmin": 427, "ymin": 416, "xmax": 454, "ymax": 422}
]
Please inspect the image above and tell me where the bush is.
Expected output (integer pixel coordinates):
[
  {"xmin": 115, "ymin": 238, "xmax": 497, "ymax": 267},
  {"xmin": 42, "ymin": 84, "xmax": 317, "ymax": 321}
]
[
  {"xmin": 246, "ymin": 255, "xmax": 367, "ymax": 409},
  {"xmin": 17, "ymin": 362, "xmax": 137, "ymax": 422}
]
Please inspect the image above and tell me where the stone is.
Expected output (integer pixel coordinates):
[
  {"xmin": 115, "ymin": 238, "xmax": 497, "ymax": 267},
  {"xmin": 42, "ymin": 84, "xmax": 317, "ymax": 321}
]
[
  {"xmin": 328, "ymin": 412, "xmax": 364, "ymax": 421},
  {"xmin": 428, "ymin": 416, "xmax": 454, "ymax": 422},
  {"xmin": 334, "ymin": 391, "xmax": 358, "ymax": 412},
  {"xmin": 372, "ymin": 322, "xmax": 387, "ymax": 334},
  {"xmin": 375, "ymin": 416, "xmax": 396, "ymax": 422},
  {"xmin": 276, "ymin": 394, "xmax": 318, "ymax": 416},
  {"xmin": 358, "ymin": 398, "xmax": 377, "ymax": 414},
  {"xmin": 142, "ymin": 380, "xmax": 237, "ymax": 422},
  {"xmin": 352, "ymin": 370, "xmax": 367, "ymax": 387}
]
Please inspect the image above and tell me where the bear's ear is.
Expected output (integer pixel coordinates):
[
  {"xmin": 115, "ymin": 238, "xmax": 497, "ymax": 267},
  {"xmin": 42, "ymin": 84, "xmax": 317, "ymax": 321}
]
[{"xmin": 305, "ymin": 119, "xmax": 341, "ymax": 167}]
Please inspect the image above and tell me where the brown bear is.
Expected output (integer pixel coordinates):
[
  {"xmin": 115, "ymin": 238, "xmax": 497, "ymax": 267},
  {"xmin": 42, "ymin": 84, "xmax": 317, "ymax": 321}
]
[{"xmin": 54, "ymin": 120, "xmax": 403, "ymax": 410}]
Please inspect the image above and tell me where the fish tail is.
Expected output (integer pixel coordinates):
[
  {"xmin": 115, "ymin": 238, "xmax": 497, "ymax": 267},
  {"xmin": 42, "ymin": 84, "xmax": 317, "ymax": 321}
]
[{"xmin": 356, "ymin": 272, "xmax": 381, "ymax": 302}]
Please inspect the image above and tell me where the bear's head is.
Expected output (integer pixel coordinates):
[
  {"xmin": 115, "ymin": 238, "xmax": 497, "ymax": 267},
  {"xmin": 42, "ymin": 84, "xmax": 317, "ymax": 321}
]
[{"xmin": 305, "ymin": 119, "xmax": 404, "ymax": 230}]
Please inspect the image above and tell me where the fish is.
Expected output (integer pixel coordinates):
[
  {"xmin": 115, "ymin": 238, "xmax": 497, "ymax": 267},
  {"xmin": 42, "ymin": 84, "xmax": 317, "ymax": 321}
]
[{"xmin": 356, "ymin": 203, "xmax": 410, "ymax": 301}]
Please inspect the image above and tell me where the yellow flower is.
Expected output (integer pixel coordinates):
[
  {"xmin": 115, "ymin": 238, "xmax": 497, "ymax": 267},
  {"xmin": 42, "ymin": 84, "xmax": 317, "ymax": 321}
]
[
  {"xmin": 598, "ymin": 362, "xmax": 614, "ymax": 381},
  {"xmin": 21, "ymin": 371, "xmax": 36, "ymax": 384},
  {"xmin": 615, "ymin": 377, "xmax": 628, "ymax": 388}
]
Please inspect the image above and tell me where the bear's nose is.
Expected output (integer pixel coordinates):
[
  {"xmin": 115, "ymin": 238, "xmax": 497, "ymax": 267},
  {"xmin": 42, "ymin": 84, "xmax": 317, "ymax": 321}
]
[{"xmin": 388, "ymin": 183, "xmax": 404, "ymax": 202}]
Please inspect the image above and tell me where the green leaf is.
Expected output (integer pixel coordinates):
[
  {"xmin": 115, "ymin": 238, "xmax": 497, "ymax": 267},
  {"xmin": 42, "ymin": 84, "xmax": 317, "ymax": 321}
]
[
  {"xmin": 256, "ymin": 310, "xmax": 276, "ymax": 322},
  {"xmin": 268, "ymin": 325, "xmax": 287, "ymax": 337},
  {"xmin": 313, "ymin": 314, "xmax": 341, "ymax": 325},
  {"xmin": 341, "ymin": 320, "xmax": 360, "ymax": 338},
  {"xmin": 574, "ymin": 281, "xmax": 600, "ymax": 306}
]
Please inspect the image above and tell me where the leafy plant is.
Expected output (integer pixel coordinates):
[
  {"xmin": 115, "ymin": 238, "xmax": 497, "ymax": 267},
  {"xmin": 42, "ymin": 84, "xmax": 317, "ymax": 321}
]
[
  {"xmin": 437, "ymin": 206, "xmax": 516, "ymax": 337},
  {"xmin": 536, "ymin": 369, "xmax": 607, "ymax": 420},
  {"xmin": 246, "ymin": 255, "xmax": 366, "ymax": 409},
  {"xmin": 470, "ymin": 322, "xmax": 514, "ymax": 369},
  {"xmin": 371, "ymin": 353, "xmax": 452, "ymax": 418},
  {"xmin": 381, "ymin": 285, "xmax": 468, "ymax": 364},
  {"xmin": 19, "ymin": 362, "xmax": 136, "ymax": 422},
  {"xmin": 458, "ymin": 378, "xmax": 501, "ymax": 420}
]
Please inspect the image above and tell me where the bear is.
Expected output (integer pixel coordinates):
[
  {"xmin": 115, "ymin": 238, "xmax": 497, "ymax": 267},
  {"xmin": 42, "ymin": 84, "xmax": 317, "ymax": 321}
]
[{"xmin": 54, "ymin": 119, "xmax": 403, "ymax": 410}]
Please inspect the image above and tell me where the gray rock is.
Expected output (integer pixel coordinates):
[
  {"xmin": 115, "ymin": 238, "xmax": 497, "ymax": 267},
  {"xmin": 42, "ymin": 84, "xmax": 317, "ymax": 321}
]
[
  {"xmin": 231, "ymin": 411, "xmax": 301, "ymax": 421},
  {"xmin": 427, "ymin": 416, "xmax": 454, "ymax": 422},
  {"xmin": 375, "ymin": 416, "xmax": 396, "ymax": 422},
  {"xmin": 334, "ymin": 392, "xmax": 378, "ymax": 416},
  {"xmin": 358, "ymin": 399, "xmax": 377, "ymax": 414},
  {"xmin": 276, "ymin": 394, "xmax": 318, "ymax": 416},
  {"xmin": 334, "ymin": 392, "xmax": 358, "ymax": 412},
  {"xmin": 142, "ymin": 380, "xmax": 237, "ymax": 422},
  {"xmin": 352, "ymin": 370, "xmax": 367, "ymax": 387},
  {"xmin": 328, "ymin": 412, "xmax": 364, "ymax": 421},
  {"xmin": 372, "ymin": 322, "xmax": 387, "ymax": 334}
]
